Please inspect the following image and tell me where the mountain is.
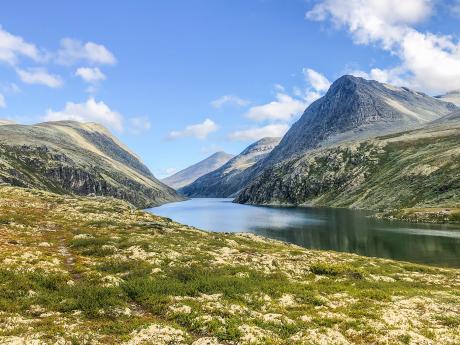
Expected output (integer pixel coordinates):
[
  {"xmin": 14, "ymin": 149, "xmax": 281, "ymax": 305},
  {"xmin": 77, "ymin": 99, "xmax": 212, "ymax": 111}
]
[
  {"xmin": 265, "ymin": 75, "xmax": 458, "ymax": 165},
  {"xmin": 433, "ymin": 109, "xmax": 460, "ymax": 124},
  {"xmin": 436, "ymin": 90, "xmax": 460, "ymax": 106},
  {"xmin": 235, "ymin": 118, "xmax": 460, "ymax": 210},
  {"xmin": 0, "ymin": 120, "xmax": 182, "ymax": 208},
  {"xmin": 179, "ymin": 137, "xmax": 280, "ymax": 197},
  {"xmin": 162, "ymin": 151, "xmax": 235, "ymax": 189}
]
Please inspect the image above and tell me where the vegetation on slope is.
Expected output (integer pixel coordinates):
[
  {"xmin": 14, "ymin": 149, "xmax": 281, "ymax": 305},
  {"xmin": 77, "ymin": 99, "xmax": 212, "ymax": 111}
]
[
  {"xmin": 0, "ymin": 121, "xmax": 181, "ymax": 208},
  {"xmin": 0, "ymin": 186, "xmax": 459, "ymax": 344},
  {"xmin": 235, "ymin": 122, "xmax": 460, "ymax": 218}
]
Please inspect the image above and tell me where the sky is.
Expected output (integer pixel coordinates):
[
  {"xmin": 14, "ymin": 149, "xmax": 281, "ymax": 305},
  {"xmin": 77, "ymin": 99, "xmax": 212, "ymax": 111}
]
[{"xmin": 0, "ymin": 0, "xmax": 459, "ymax": 178}]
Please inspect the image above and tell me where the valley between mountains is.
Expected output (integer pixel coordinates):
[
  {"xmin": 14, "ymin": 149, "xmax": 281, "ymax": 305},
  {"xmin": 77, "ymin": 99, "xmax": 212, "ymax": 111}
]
[{"xmin": 1, "ymin": 75, "xmax": 460, "ymax": 344}]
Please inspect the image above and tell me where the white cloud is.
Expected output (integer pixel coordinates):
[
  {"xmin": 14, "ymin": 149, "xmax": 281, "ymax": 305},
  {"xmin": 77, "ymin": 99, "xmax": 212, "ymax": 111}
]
[
  {"xmin": 75, "ymin": 67, "xmax": 106, "ymax": 83},
  {"xmin": 348, "ymin": 66, "xmax": 409, "ymax": 86},
  {"xmin": 128, "ymin": 116, "xmax": 151, "ymax": 134},
  {"xmin": 246, "ymin": 93, "xmax": 307, "ymax": 122},
  {"xmin": 229, "ymin": 124, "xmax": 289, "ymax": 141},
  {"xmin": 307, "ymin": 0, "xmax": 432, "ymax": 49},
  {"xmin": 168, "ymin": 118, "xmax": 218, "ymax": 140},
  {"xmin": 0, "ymin": 26, "xmax": 42, "ymax": 65},
  {"xmin": 306, "ymin": 0, "xmax": 460, "ymax": 93},
  {"xmin": 0, "ymin": 94, "xmax": 5, "ymax": 108},
  {"xmin": 304, "ymin": 68, "xmax": 331, "ymax": 92},
  {"xmin": 211, "ymin": 95, "xmax": 250, "ymax": 108},
  {"xmin": 44, "ymin": 98, "xmax": 123, "ymax": 131},
  {"xmin": 16, "ymin": 68, "xmax": 63, "ymax": 88},
  {"xmin": 56, "ymin": 38, "xmax": 116, "ymax": 65}
]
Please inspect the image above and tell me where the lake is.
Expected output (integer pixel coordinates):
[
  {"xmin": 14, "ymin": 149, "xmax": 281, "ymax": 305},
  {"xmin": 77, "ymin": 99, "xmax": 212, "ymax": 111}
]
[{"xmin": 148, "ymin": 198, "xmax": 460, "ymax": 268}]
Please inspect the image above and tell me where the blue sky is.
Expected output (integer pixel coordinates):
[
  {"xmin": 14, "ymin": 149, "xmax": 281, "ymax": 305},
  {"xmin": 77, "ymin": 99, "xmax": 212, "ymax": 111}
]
[{"xmin": 0, "ymin": 0, "xmax": 459, "ymax": 178}]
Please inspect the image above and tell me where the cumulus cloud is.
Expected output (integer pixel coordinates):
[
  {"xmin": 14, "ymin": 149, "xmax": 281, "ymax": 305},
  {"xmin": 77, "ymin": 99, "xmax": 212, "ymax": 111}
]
[
  {"xmin": 229, "ymin": 124, "xmax": 289, "ymax": 141},
  {"xmin": 0, "ymin": 26, "xmax": 43, "ymax": 65},
  {"xmin": 306, "ymin": 0, "xmax": 460, "ymax": 93},
  {"xmin": 304, "ymin": 68, "xmax": 331, "ymax": 92},
  {"xmin": 16, "ymin": 68, "xmax": 63, "ymax": 88},
  {"xmin": 44, "ymin": 98, "xmax": 123, "ymax": 131},
  {"xmin": 246, "ymin": 93, "xmax": 307, "ymax": 122},
  {"xmin": 211, "ymin": 95, "xmax": 250, "ymax": 108},
  {"xmin": 168, "ymin": 118, "xmax": 218, "ymax": 140},
  {"xmin": 348, "ymin": 66, "xmax": 409, "ymax": 87},
  {"xmin": 75, "ymin": 67, "xmax": 106, "ymax": 83},
  {"xmin": 56, "ymin": 38, "xmax": 116, "ymax": 65},
  {"xmin": 0, "ymin": 94, "xmax": 5, "ymax": 108}
]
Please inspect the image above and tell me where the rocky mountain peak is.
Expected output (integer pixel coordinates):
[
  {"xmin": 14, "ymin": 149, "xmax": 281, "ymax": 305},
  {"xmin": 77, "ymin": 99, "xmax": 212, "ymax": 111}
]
[{"xmin": 265, "ymin": 76, "xmax": 458, "ymax": 164}]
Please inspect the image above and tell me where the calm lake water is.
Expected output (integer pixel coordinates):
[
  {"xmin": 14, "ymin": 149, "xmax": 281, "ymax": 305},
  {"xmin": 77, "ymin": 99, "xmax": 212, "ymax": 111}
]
[{"xmin": 148, "ymin": 198, "xmax": 460, "ymax": 268}]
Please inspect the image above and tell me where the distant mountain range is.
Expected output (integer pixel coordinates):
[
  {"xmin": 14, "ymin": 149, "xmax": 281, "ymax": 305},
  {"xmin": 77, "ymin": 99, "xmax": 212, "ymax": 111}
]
[
  {"xmin": 233, "ymin": 77, "xmax": 460, "ymax": 209},
  {"xmin": 235, "ymin": 113, "xmax": 460, "ymax": 210},
  {"xmin": 162, "ymin": 151, "xmax": 234, "ymax": 189},
  {"xmin": 265, "ymin": 75, "xmax": 456, "ymax": 166},
  {"xmin": 0, "ymin": 121, "xmax": 182, "ymax": 208},
  {"xmin": 1, "ymin": 75, "xmax": 459, "ymax": 212},
  {"xmin": 179, "ymin": 75, "xmax": 458, "ymax": 202},
  {"xmin": 179, "ymin": 137, "xmax": 280, "ymax": 197}
]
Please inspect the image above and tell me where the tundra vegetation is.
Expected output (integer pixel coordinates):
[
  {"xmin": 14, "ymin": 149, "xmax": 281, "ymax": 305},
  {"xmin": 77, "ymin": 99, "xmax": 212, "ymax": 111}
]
[{"xmin": 0, "ymin": 186, "xmax": 459, "ymax": 344}]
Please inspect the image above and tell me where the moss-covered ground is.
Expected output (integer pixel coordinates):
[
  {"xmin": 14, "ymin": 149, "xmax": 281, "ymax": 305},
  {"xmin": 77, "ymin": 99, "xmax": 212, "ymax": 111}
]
[{"xmin": 0, "ymin": 186, "xmax": 459, "ymax": 344}]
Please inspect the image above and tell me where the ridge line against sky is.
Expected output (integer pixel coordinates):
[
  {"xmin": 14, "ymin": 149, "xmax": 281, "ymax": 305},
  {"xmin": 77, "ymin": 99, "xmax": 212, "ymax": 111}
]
[{"xmin": 0, "ymin": 0, "xmax": 459, "ymax": 178}]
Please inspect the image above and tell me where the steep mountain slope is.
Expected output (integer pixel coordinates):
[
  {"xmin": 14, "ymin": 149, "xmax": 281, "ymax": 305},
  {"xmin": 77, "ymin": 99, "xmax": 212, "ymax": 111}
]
[
  {"xmin": 162, "ymin": 151, "xmax": 234, "ymax": 189},
  {"xmin": 0, "ymin": 121, "xmax": 182, "ymax": 208},
  {"xmin": 265, "ymin": 75, "xmax": 457, "ymax": 165},
  {"xmin": 437, "ymin": 90, "xmax": 460, "ymax": 106},
  {"xmin": 179, "ymin": 137, "xmax": 280, "ymax": 197},
  {"xmin": 235, "ymin": 119, "xmax": 460, "ymax": 211}
]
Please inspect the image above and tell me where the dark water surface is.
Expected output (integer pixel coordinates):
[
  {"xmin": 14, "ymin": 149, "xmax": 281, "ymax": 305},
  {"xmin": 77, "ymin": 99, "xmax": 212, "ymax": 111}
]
[{"xmin": 148, "ymin": 198, "xmax": 460, "ymax": 268}]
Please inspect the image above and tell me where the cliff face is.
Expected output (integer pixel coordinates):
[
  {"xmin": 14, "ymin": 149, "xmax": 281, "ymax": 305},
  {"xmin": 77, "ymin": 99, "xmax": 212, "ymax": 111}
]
[
  {"xmin": 0, "ymin": 121, "xmax": 182, "ymax": 208},
  {"xmin": 179, "ymin": 137, "xmax": 280, "ymax": 197},
  {"xmin": 235, "ymin": 119, "xmax": 460, "ymax": 211}
]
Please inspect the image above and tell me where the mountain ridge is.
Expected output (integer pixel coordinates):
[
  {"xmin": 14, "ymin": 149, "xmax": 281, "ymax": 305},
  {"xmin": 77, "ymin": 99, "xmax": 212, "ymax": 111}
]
[
  {"xmin": 162, "ymin": 151, "xmax": 235, "ymax": 189},
  {"xmin": 265, "ymin": 75, "xmax": 458, "ymax": 165},
  {"xmin": 235, "ymin": 116, "xmax": 460, "ymax": 210},
  {"xmin": 0, "ymin": 120, "xmax": 182, "ymax": 208},
  {"xmin": 179, "ymin": 137, "xmax": 280, "ymax": 197}
]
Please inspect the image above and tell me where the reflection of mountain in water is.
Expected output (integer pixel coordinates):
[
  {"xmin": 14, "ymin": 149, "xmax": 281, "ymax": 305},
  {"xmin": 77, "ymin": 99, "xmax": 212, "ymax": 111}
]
[
  {"xmin": 151, "ymin": 199, "xmax": 460, "ymax": 267},
  {"xmin": 250, "ymin": 209, "xmax": 460, "ymax": 267}
]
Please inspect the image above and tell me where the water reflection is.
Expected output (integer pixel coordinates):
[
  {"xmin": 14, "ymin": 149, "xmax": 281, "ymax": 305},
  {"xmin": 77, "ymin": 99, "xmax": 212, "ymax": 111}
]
[{"xmin": 149, "ymin": 198, "xmax": 460, "ymax": 268}]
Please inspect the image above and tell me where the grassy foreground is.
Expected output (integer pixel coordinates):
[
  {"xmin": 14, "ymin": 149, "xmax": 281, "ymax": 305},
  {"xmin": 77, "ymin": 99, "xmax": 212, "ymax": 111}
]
[{"xmin": 0, "ymin": 186, "xmax": 459, "ymax": 344}]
